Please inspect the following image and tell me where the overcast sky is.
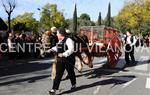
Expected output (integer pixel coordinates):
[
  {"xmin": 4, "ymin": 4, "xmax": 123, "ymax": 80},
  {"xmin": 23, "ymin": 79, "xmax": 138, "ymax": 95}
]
[{"xmin": 0, "ymin": 0, "xmax": 126, "ymax": 21}]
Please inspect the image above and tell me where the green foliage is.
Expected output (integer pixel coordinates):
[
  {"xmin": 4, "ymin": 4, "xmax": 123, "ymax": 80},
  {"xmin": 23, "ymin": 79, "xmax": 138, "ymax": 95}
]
[
  {"xmin": 67, "ymin": 12, "xmax": 95, "ymax": 33},
  {"xmin": 78, "ymin": 13, "xmax": 95, "ymax": 26},
  {"xmin": 40, "ymin": 3, "xmax": 51, "ymax": 31},
  {"xmin": 114, "ymin": 0, "xmax": 150, "ymax": 35},
  {"xmin": 12, "ymin": 12, "xmax": 38, "ymax": 32},
  {"xmin": 13, "ymin": 22, "xmax": 25, "ymax": 31},
  {"xmin": 40, "ymin": 3, "xmax": 65, "ymax": 31},
  {"xmin": 80, "ymin": 13, "xmax": 91, "ymax": 20}
]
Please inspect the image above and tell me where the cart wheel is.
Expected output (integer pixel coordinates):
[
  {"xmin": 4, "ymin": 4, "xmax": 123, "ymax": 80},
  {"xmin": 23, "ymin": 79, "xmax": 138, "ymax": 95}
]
[
  {"xmin": 107, "ymin": 49, "xmax": 120, "ymax": 68},
  {"xmin": 107, "ymin": 36, "xmax": 122, "ymax": 68}
]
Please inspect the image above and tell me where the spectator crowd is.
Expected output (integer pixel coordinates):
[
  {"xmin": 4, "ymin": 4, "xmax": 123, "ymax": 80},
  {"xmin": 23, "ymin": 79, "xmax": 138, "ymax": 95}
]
[{"xmin": 0, "ymin": 27, "xmax": 58, "ymax": 63}]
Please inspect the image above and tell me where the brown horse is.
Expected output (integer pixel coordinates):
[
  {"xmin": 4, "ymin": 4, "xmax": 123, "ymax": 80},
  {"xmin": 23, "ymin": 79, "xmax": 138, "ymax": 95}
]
[
  {"xmin": 50, "ymin": 33, "xmax": 94, "ymax": 80},
  {"xmin": 67, "ymin": 33, "xmax": 93, "ymax": 68}
]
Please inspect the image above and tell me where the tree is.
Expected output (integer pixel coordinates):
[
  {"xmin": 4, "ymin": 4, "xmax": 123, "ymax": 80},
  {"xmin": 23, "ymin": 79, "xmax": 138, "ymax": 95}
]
[
  {"xmin": 50, "ymin": 4, "xmax": 65, "ymax": 28},
  {"xmin": 80, "ymin": 13, "xmax": 91, "ymax": 20},
  {"xmin": 79, "ymin": 13, "xmax": 95, "ymax": 26},
  {"xmin": 105, "ymin": 2, "xmax": 111, "ymax": 27},
  {"xmin": 97, "ymin": 12, "xmax": 102, "ymax": 25},
  {"xmin": 13, "ymin": 22, "xmax": 25, "ymax": 31},
  {"xmin": 13, "ymin": 12, "xmax": 38, "ymax": 32},
  {"xmin": 73, "ymin": 4, "xmax": 77, "ymax": 33},
  {"xmin": 66, "ymin": 12, "xmax": 95, "ymax": 33},
  {"xmin": 114, "ymin": 0, "xmax": 150, "ymax": 34},
  {"xmin": 1, "ymin": 0, "xmax": 16, "ymax": 33},
  {"xmin": 40, "ymin": 4, "xmax": 51, "ymax": 31},
  {"xmin": 40, "ymin": 3, "xmax": 65, "ymax": 31}
]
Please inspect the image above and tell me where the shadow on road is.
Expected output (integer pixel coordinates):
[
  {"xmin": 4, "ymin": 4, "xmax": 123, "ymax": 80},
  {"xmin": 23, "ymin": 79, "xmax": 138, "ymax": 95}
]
[
  {"xmin": 73, "ymin": 62, "xmax": 128, "ymax": 80},
  {"xmin": 0, "ymin": 62, "xmax": 52, "ymax": 77},
  {"xmin": 59, "ymin": 75, "xmax": 136, "ymax": 95},
  {"xmin": 118, "ymin": 58, "xmax": 150, "ymax": 69},
  {"xmin": 0, "ymin": 74, "xmax": 50, "ymax": 86}
]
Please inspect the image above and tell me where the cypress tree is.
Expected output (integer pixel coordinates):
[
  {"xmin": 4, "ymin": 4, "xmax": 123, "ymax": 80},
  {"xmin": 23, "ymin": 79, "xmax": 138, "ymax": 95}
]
[
  {"xmin": 73, "ymin": 4, "xmax": 77, "ymax": 33},
  {"xmin": 106, "ymin": 2, "xmax": 111, "ymax": 27},
  {"xmin": 97, "ymin": 12, "xmax": 102, "ymax": 26}
]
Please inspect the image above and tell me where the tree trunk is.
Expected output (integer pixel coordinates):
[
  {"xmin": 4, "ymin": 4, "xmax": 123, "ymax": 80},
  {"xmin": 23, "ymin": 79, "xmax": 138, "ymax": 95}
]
[{"xmin": 8, "ymin": 13, "xmax": 11, "ymax": 33}]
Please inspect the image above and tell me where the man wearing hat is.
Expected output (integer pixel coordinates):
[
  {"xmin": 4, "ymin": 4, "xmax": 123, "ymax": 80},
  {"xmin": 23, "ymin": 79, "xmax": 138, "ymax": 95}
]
[
  {"xmin": 50, "ymin": 27, "xmax": 58, "ymax": 48},
  {"xmin": 48, "ymin": 27, "xmax": 76, "ymax": 95},
  {"xmin": 124, "ymin": 30, "xmax": 137, "ymax": 67}
]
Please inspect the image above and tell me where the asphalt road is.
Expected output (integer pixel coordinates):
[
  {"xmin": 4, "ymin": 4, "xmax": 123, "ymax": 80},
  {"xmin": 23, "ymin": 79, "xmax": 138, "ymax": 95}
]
[{"xmin": 0, "ymin": 47, "xmax": 150, "ymax": 95}]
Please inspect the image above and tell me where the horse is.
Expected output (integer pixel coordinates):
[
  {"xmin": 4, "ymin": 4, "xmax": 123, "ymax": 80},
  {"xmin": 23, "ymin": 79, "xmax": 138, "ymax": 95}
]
[{"xmin": 50, "ymin": 33, "xmax": 94, "ymax": 80}]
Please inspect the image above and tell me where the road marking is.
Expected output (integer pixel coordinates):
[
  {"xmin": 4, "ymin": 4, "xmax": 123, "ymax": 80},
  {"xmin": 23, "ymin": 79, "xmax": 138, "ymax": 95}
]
[
  {"xmin": 28, "ymin": 59, "xmax": 55, "ymax": 63},
  {"xmin": 122, "ymin": 78, "xmax": 137, "ymax": 88},
  {"xmin": 135, "ymin": 56, "xmax": 149, "ymax": 71},
  {"xmin": 93, "ymin": 86, "xmax": 101, "ymax": 95},
  {"xmin": 119, "ymin": 71, "xmax": 150, "ymax": 77},
  {"xmin": 146, "ymin": 78, "xmax": 150, "ymax": 89},
  {"xmin": 135, "ymin": 64, "xmax": 148, "ymax": 71}
]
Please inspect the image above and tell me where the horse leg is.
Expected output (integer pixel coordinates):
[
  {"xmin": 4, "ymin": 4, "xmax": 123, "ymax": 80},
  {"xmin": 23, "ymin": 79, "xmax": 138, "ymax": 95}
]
[
  {"xmin": 75, "ymin": 56, "xmax": 83, "ymax": 72},
  {"xmin": 40, "ymin": 48, "xmax": 45, "ymax": 58},
  {"xmin": 85, "ymin": 52, "xmax": 94, "ymax": 68}
]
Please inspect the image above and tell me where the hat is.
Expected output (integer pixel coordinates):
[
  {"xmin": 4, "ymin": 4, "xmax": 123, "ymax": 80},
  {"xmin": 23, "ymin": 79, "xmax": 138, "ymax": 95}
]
[
  {"xmin": 57, "ymin": 27, "xmax": 66, "ymax": 36},
  {"xmin": 51, "ymin": 27, "xmax": 57, "ymax": 33},
  {"xmin": 66, "ymin": 29, "xmax": 71, "ymax": 33}
]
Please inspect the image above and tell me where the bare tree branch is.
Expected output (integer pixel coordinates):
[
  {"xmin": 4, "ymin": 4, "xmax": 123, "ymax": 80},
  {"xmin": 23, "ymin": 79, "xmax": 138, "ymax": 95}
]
[
  {"xmin": 1, "ymin": 0, "xmax": 16, "ymax": 13},
  {"xmin": 2, "ymin": 0, "xmax": 8, "ymax": 13},
  {"xmin": 2, "ymin": 3, "xmax": 9, "ymax": 13},
  {"xmin": 1, "ymin": 0, "xmax": 16, "ymax": 32},
  {"xmin": 9, "ymin": 2, "xmax": 12, "ymax": 13}
]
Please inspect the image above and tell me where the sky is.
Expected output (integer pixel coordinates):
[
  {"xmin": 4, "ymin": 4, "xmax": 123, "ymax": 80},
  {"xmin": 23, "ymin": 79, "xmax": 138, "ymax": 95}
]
[{"xmin": 0, "ymin": 0, "xmax": 126, "ymax": 21}]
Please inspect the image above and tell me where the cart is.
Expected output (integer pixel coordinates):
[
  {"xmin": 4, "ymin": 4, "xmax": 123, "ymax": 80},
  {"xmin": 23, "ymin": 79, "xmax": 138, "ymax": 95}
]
[{"xmin": 80, "ymin": 26, "xmax": 122, "ymax": 68}]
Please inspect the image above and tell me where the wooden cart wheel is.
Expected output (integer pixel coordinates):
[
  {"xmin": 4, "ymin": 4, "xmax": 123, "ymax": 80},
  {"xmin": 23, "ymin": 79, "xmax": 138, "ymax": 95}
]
[{"xmin": 107, "ymin": 36, "xmax": 122, "ymax": 68}]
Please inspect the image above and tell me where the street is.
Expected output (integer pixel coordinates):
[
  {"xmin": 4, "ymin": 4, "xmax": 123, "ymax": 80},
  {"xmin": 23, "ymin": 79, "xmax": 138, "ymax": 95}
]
[{"xmin": 0, "ymin": 47, "xmax": 150, "ymax": 95}]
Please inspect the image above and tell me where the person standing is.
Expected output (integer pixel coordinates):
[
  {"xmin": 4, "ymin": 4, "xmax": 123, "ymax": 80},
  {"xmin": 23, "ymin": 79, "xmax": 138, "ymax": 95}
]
[
  {"xmin": 145, "ymin": 35, "xmax": 149, "ymax": 47},
  {"xmin": 149, "ymin": 35, "xmax": 150, "ymax": 47},
  {"xmin": 124, "ymin": 31, "xmax": 137, "ymax": 67},
  {"xmin": 50, "ymin": 27, "xmax": 58, "ymax": 48},
  {"xmin": 48, "ymin": 28, "xmax": 76, "ymax": 95},
  {"xmin": 49, "ymin": 27, "xmax": 58, "ymax": 80},
  {"xmin": 8, "ymin": 33, "xmax": 16, "ymax": 64}
]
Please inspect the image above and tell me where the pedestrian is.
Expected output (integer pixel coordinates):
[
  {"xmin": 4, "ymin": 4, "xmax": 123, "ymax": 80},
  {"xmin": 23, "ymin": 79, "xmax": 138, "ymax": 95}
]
[
  {"xmin": 149, "ymin": 35, "xmax": 150, "ymax": 47},
  {"xmin": 145, "ymin": 35, "xmax": 149, "ymax": 47},
  {"xmin": 50, "ymin": 27, "xmax": 58, "ymax": 48},
  {"xmin": 41, "ymin": 31, "xmax": 51, "ymax": 57},
  {"xmin": 47, "ymin": 27, "xmax": 76, "ymax": 95},
  {"xmin": 8, "ymin": 33, "xmax": 15, "ymax": 64},
  {"xmin": 124, "ymin": 30, "xmax": 137, "ymax": 67}
]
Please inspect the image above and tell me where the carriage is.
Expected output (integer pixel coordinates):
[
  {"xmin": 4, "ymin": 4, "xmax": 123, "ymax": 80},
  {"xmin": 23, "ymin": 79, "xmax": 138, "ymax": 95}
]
[{"xmin": 79, "ymin": 26, "xmax": 122, "ymax": 68}]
